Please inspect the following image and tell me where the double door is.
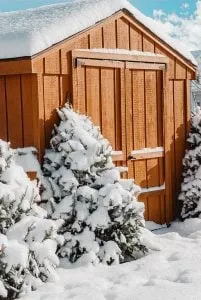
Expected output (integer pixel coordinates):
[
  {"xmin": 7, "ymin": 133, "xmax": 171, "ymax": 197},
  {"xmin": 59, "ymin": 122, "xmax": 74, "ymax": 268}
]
[{"xmin": 72, "ymin": 50, "xmax": 168, "ymax": 223}]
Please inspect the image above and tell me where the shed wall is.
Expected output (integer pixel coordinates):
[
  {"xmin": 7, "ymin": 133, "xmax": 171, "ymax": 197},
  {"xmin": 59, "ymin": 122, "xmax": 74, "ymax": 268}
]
[{"xmin": 0, "ymin": 74, "xmax": 38, "ymax": 149}]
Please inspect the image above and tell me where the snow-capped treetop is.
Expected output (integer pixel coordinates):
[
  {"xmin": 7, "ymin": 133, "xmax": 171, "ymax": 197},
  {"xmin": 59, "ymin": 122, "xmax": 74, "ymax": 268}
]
[{"xmin": 0, "ymin": 0, "xmax": 196, "ymax": 65}]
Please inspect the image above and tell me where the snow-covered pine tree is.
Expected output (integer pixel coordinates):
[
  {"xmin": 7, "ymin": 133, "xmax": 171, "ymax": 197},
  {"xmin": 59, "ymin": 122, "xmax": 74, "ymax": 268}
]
[
  {"xmin": 42, "ymin": 104, "xmax": 147, "ymax": 265},
  {"xmin": 179, "ymin": 110, "xmax": 201, "ymax": 220},
  {"xmin": 0, "ymin": 140, "xmax": 63, "ymax": 299}
]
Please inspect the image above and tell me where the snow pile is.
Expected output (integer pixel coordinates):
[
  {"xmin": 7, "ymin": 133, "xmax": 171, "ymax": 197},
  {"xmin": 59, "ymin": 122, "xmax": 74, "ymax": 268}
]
[
  {"xmin": 0, "ymin": 0, "xmax": 196, "ymax": 65},
  {"xmin": 179, "ymin": 111, "xmax": 201, "ymax": 220},
  {"xmin": 0, "ymin": 140, "xmax": 63, "ymax": 299},
  {"xmin": 42, "ymin": 103, "xmax": 147, "ymax": 266},
  {"xmin": 19, "ymin": 218, "xmax": 201, "ymax": 300},
  {"xmin": 14, "ymin": 147, "xmax": 41, "ymax": 174}
]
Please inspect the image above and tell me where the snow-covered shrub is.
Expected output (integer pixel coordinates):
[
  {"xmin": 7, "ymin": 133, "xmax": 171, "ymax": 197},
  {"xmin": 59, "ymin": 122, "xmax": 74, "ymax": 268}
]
[
  {"xmin": 179, "ymin": 110, "xmax": 201, "ymax": 220},
  {"xmin": 0, "ymin": 140, "xmax": 63, "ymax": 299},
  {"xmin": 42, "ymin": 104, "xmax": 147, "ymax": 265}
]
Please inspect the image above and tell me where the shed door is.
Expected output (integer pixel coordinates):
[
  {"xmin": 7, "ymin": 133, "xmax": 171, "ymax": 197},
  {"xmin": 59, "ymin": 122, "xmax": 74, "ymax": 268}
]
[
  {"xmin": 125, "ymin": 62, "xmax": 165, "ymax": 223},
  {"xmin": 72, "ymin": 55, "xmax": 167, "ymax": 224}
]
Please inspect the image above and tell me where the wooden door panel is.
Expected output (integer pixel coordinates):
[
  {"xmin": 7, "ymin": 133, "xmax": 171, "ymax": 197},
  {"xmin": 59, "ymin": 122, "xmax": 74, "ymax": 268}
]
[
  {"xmin": 126, "ymin": 67, "xmax": 165, "ymax": 223},
  {"xmin": 101, "ymin": 68, "xmax": 116, "ymax": 148}
]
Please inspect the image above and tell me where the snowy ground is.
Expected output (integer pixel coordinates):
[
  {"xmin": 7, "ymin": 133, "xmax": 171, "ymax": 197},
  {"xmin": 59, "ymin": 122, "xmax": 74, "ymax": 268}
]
[{"xmin": 20, "ymin": 218, "xmax": 201, "ymax": 300}]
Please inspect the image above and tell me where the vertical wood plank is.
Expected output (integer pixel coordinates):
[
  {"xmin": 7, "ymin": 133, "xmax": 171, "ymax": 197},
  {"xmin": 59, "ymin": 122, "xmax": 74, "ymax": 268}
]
[
  {"xmin": 156, "ymin": 71, "xmax": 165, "ymax": 223},
  {"xmin": 0, "ymin": 76, "xmax": 8, "ymax": 141},
  {"xmin": 125, "ymin": 69, "xmax": 134, "ymax": 179},
  {"xmin": 132, "ymin": 70, "xmax": 148, "ymax": 219},
  {"xmin": 60, "ymin": 75, "xmax": 71, "ymax": 107},
  {"xmin": 103, "ymin": 20, "xmax": 116, "ymax": 48},
  {"xmin": 85, "ymin": 66, "xmax": 100, "ymax": 125},
  {"xmin": 21, "ymin": 75, "xmax": 34, "ymax": 146},
  {"xmin": 89, "ymin": 28, "xmax": 103, "ymax": 48},
  {"xmin": 37, "ymin": 74, "xmax": 45, "ymax": 160},
  {"xmin": 175, "ymin": 60, "xmax": 187, "ymax": 79},
  {"xmin": 43, "ymin": 75, "xmax": 60, "ymax": 147},
  {"xmin": 155, "ymin": 45, "xmax": 175, "ymax": 79},
  {"xmin": 130, "ymin": 25, "xmax": 143, "ymax": 51},
  {"xmin": 6, "ymin": 75, "xmax": 23, "ymax": 148},
  {"xmin": 143, "ymin": 35, "xmax": 155, "ymax": 52},
  {"xmin": 120, "ymin": 68, "xmax": 127, "ymax": 178},
  {"xmin": 174, "ymin": 80, "xmax": 185, "ymax": 197},
  {"xmin": 117, "ymin": 17, "xmax": 130, "ymax": 49},
  {"xmin": 164, "ymin": 72, "xmax": 173, "ymax": 223},
  {"xmin": 44, "ymin": 50, "xmax": 60, "ymax": 74},
  {"xmin": 31, "ymin": 74, "xmax": 40, "ymax": 156},
  {"xmin": 145, "ymin": 70, "xmax": 161, "ymax": 223},
  {"xmin": 76, "ymin": 66, "xmax": 86, "ymax": 114},
  {"xmin": 166, "ymin": 80, "xmax": 176, "ymax": 220},
  {"xmin": 132, "ymin": 70, "xmax": 147, "ymax": 187},
  {"xmin": 101, "ymin": 68, "xmax": 115, "ymax": 148},
  {"xmin": 114, "ymin": 69, "xmax": 122, "ymax": 151},
  {"xmin": 185, "ymin": 79, "xmax": 191, "ymax": 135}
]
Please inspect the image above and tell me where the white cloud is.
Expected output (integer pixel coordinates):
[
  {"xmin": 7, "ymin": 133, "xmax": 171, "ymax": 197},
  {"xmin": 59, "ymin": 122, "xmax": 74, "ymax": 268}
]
[
  {"xmin": 153, "ymin": 8, "xmax": 165, "ymax": 19},
  {"xmin": 152, "ymin": 0, "xmax": 201, "ymax": 51},
  {"xmin": 181, "ymin": 2, "xmax": 190, "ymax": 10}
]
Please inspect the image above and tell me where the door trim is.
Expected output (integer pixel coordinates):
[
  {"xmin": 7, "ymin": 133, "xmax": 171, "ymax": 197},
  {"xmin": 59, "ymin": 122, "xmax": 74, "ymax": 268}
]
[{"xmin": 72, "ymin": 49, "xmax": 169, "ymax": 64}]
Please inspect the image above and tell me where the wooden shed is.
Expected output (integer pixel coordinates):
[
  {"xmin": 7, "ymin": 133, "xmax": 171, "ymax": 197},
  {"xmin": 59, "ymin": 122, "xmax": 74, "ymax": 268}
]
[{"xmin": 0, "ymin": 0, "xmax": 197, "ymax": 224}]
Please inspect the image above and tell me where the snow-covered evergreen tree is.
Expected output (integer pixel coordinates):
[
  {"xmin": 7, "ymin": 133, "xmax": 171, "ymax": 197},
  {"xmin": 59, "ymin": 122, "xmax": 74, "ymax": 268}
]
[
  {"xmin": 179, "ymin": 110, "xmax": 201, "ymax": 220},
  {"xmin": 42, "ymin": 104, "xmax": 147, "ymax": 265},
  {"xmin": 0, "ymin": 140, "xmax": 63, "ymax": 299}
]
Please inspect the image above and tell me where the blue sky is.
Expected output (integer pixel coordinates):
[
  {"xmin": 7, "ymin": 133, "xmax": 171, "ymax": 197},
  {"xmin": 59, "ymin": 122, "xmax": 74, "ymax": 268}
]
[{"xmin": 0, "ymin": 0, "xmax": 196, "ymax": 16}]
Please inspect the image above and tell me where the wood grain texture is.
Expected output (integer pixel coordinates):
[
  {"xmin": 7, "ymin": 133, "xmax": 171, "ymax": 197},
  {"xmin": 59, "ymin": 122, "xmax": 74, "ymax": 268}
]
[
  {"xmin": 89, "ymin": 28, "xmax": 103, "ymax": 48},
  {"xmin": 145, "ymin": 70, "xmax": 161, "ymax": 223},
  {"xmin": 101, "ymin": 68, "xmax": 115, "ymax": 148},
  {"xmin": 131, "ymin": 70, "xmax": 147, "ymax": 187},
  {"xmin": 44, "ymin": 51, "xmax": 60, "ymax": 74},
  {"xmin": 174, "ymin": 80, "xmax": 185, "ymax": 197},
  {"xmin": 125, "ymin": 69, "xmax": 134, "ymax": 179},
  {"xmin": 143, "ymin": 35, "xmax": 155, "ymax": 52},
  {"xmin": 6, "ymin": 75, "xmax": 23, "ymax": 148},
  {"xmin": 114, "ymin": 69, "xmax": 122, "ymax": 151},
  {"xmin": 117, "ymin": 17, "xmax": 130, "ymax": 49},
  {"xmin": 36, "ymin": 74, "xmax": 45, "ymax": 159},
  {"xmin": 130, "ymin": 25, "xmax": 143, "ymax": 51},
  {"xmin": 175, "ymin": 60, "xmax": 187, "ymax": 79},
  {"xmin": 103, "ymin": 20, "xmax": 116, "ymax": 48},
  {"xmin": 43, "ymin": 75, "xmax": 60, "ymax": 146},
  {"xmin": 86, "ymin": 66, "xmax": 100, "ymax": 125},
  {"xmin": 21, "ymin": 74, "xmax": 34, "ymax": 146},
  {"xmin": 0, "ymin": 76, "xmax": 8, "ymax": 141},
  {"xmin": 60, "ymin": 75, "xmax": 71, "ymax": 107}
]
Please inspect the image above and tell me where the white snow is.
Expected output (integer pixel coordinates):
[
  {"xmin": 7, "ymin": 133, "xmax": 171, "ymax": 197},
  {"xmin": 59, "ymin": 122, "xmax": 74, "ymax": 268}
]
[
  {"xmin": 131, "ymin": 147, "xmax": 164, "ymax": 155},
  {"xmin": 19, "ymin": 218, "xmax": 201, "ymax": 300},
  {"xmin": 15, "ymin": 147, "xmax": 41, "ymax": 173},
  {"xmin": 0, "ymin": 0, "xmax": 196, "ymax": 65},
  {"xmin": 140, "ymin": 183, "xmax": 165, "ymax": 194},
  {"xmin": 0, "ymin": 280, "xmax": 7, "ymax": 298}
]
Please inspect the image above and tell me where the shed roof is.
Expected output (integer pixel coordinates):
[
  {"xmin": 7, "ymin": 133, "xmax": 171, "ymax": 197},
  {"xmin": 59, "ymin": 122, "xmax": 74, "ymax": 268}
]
[{"xmin": 0, "ymin": 0, "xmax": 197, "ymax": 66}]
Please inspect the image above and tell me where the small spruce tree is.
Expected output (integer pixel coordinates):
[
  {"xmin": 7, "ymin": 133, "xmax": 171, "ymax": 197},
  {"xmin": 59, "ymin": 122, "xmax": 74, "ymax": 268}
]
[
  {"xmin": 42, "ymin": 104, "xmax": 147, "ymax": 265},
  {"xmin": 0, "ymin": 140, "xmax": 63, "ymax": 299},
  {"xmin": 179, "ymin": 110, "xmax": 201, "ymax": 220}
]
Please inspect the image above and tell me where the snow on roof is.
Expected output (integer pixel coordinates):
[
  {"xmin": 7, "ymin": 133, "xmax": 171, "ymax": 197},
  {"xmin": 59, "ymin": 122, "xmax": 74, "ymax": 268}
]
[{"xmin": 0, "ymin": 0, "xmax": 197, "ymax": 66}]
